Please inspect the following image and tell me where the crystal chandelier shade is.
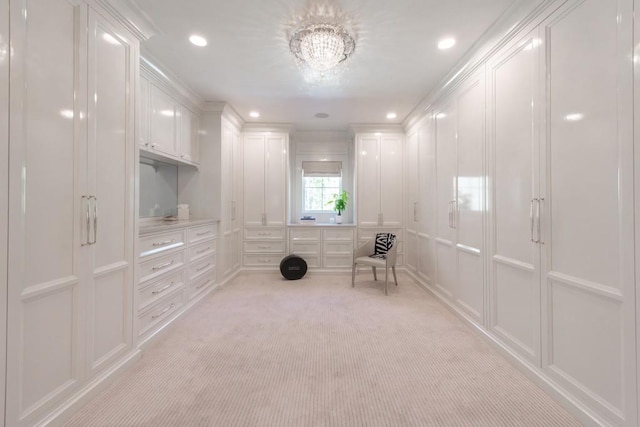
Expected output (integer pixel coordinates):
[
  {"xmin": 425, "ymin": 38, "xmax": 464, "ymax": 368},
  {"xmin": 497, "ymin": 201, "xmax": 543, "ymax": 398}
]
[{"xmin": 289, "ymin": 23, "xmax": 356, "ymax": 73}]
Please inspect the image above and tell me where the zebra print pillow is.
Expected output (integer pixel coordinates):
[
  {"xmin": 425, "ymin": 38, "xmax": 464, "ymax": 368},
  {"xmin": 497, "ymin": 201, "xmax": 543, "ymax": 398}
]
[{"xmin": 370, "ymin": 233, "xmax": 396, "ymax": 259}]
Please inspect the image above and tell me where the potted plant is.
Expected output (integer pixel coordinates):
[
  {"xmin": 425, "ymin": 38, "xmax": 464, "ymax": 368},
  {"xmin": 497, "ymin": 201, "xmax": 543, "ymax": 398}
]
[{"xmin": 327, "ymin": 190, "xmax": 349, "ymax": 224}]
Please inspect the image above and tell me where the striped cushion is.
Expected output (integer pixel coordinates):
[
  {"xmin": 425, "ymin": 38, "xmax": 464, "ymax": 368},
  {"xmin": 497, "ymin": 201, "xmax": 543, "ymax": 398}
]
[{"xmin": 370, "ymin": 233, "xmax": 396, "ymax": 259}]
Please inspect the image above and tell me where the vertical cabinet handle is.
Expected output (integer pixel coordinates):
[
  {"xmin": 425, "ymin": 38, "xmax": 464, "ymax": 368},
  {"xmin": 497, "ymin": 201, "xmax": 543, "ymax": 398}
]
[
  {"xmin": 452, "ymin": 200, "xmax": 457, "ymax": 229},
  {"xmin": 91, "ymin": 196, "xmax": 98, "ymax": 245},
  {"xmin": 82, "ymin": 196, "xmax": 91, "ymax": 246},
  {"xmin": 537, "ymin": 198, "xmax": 544, "ymax": 244},
  {"xmin": 530, "ymin": 199, "xmax": 536, "ymax": 243},
  {"xmin": 413, "ymin": 202, "xmax": 418, "ymax": 222}
]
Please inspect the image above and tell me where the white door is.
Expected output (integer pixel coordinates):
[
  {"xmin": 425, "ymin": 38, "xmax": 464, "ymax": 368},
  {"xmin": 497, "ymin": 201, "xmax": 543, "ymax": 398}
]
[
  {"xmin": 86, "ymin": 11, "xmax": 135, "ymax": 376},
  {"xmin": 149, "ymin": 84, "xmax": 178, "ymax": 156},
  {"xmin": 434, "ymin": 103, "xmax": 457, "ymax": 299},
  {"xmin": 487, "ymin": 29, "xmax": 541, "ymax": 364},
  {"xmin": 418, "ymin": 117, "xmax": 436, "ymax": 284},
  {"xmin": 264, "ymin": 134, "xmax": 287, "ymax": 226},
  {"xmin": 455, "ymin": 75, "xmax": 485, "ymax": 324},
  {"xmin": 139, "ymin": 74, "xmax": 149, "ymax": 148},
  {"xmin": 7, "ymin": 1, "xmax": 85, "ymax": 424},
  {"xmin": 357, "ymin": 135, "xmax": 380, "ymax": 226},
  {"xmin": 379, "ymin": 134, "xmax": 403, "ymax": 226},
  {"xmin": 0, "ymin": 0, "xmax": 8, "ymax": 421},
  {"xmin": 541, "ymin": 1, "xmax": 636, "ymax": 424},
  {"xmin": 243, "ymin": 134, "xmax": 266, "ymax": 226},
  {"xmin": 405, "ymin": 131, "xmax": 419, "ymax": 272}
]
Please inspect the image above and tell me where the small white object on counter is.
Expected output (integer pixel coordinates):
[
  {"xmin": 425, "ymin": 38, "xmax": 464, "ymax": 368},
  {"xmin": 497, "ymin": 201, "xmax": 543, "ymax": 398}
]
[{"xmin": 177, "ymin": 204, "xmax": 190, "ymax": 220}]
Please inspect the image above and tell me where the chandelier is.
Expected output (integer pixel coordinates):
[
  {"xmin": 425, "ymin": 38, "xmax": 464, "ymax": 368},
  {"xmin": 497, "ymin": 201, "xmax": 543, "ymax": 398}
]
[{"xmin": 289, "ymin": 23, "xmax": 356, "ymax": 73}]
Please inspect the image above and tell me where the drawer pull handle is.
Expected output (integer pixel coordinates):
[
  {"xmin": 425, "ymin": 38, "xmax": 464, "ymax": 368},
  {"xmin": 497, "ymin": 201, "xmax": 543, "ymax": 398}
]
[
  {"xmin": 152, "ymin": 303, "xmax": 175, "ymax": 319},
  {"xmin": 196, "ymin": 247, "xmax": 210, "ymax": 254},
  {"xmin": 152, "ymin": 239, "xmax": 174, "ymax": 246},
  {"xmin": 195, "ymin": 280, "xmax": 211, "ymax": 290},
  {"xmin": 197, "ymin": 230, "xmax": 211, "ymax": 236},
  {"xmin": 258, "ymin": 245, "xmax": 271, "ymax": 249},
  {"xmin": 152, "ymin": 282, "xmax": 175, "ymax": 295},
  {"xmin": 196, "ymin": 263, "xmax": 211, "ymax": 272},
  {"xmin": 261, "ymin": 258, "xmax": 271, "ymax": 263},
  {"xmin": 152, "ymin": 260, "xmax": 175, "ymax": 271},
  {"xmin": 258, "ymin": 232, "xmax": 272, "ymax": 236}
]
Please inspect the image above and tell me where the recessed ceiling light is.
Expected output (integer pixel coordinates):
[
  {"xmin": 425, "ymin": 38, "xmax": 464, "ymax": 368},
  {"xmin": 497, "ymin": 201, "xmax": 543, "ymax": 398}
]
[
  {"xmin": 438, "ymin": 37, "xmax": 456, "ymax": 50},
  {"xmin": 189, "ymin": 35, "xmax": 208, "ymax": 47},
  {"xmin": 249, "ymin": 111, "xmax": 260, "ymax": 118},
  {"xmin": 386, "ymin": 112, "xmax": 397, "ymax": 119},
  {"xmin": 315, "ymin": 113, "xmax": 329, "ymax": 118}
]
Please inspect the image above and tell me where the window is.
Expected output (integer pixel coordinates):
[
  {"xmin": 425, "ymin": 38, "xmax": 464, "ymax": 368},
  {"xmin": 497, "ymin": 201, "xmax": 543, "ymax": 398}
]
[
  {"xmin": 303, "ymin": 176, "xmax": 341, "ymax": 212},
  {"xmin": 301, "ymin": 161, "xmax": 342, "ymax": 213}
]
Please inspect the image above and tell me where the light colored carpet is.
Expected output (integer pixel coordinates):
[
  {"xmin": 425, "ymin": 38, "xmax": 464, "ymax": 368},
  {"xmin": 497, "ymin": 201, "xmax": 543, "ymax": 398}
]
[{"xmin": 66, "ymin": 271, "xmax": 581, "ymax": 426}]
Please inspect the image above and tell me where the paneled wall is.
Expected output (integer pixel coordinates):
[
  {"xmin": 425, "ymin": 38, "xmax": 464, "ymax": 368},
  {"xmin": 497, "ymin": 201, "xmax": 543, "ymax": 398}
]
[{"xmin": 405, "ymin": 0, "xmax": 637, "ymax": 425}]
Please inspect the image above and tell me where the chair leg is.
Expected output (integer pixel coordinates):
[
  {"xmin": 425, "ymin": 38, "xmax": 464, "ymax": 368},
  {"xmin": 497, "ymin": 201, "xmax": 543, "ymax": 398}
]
[
  {"xmin": 372, "ymin": 266, "xmax": 377, "ymax": 281},
  {"xmin": 384, "ymin": 268, "xmax": 389, "ymax": 295},
  {"xmin": 352, "ymin": 263, "xmax": 356, "ymax": 287},
  {"xmin": 392, "ymin": 266, "xmax": 398, "ymax": 286}
]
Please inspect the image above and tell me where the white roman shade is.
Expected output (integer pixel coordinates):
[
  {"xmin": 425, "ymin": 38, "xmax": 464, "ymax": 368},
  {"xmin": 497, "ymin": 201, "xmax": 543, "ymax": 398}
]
[{"xmin": 302, "ymin": 161, "xmax": 342, "ymax": 177}]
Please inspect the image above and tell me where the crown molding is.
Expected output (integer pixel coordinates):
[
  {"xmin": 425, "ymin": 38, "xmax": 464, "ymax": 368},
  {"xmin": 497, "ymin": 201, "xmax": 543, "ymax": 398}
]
[
  {"xmin": 140, "ymin": 54, "xmax": 205, "ymax": 113},
  {"xmin": 349, "ymin": 124, "xmax": 405, "ymax": 135},
  {"xmin": 91, "ymin": 0, "xmax": 159, "ymax": 41},
  {"xmin": 243, "ymin": 123, "xmax": 294, "ymax": 134}
]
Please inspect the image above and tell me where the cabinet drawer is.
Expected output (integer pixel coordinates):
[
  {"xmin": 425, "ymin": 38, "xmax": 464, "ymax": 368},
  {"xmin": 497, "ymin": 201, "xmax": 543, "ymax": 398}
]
[
  {"xmin": 324, "ymin": 255, "xmax": 353, "ymax": 268},
  {"xmin": 139, "ymin": 230, "xmax": 186, "ymax": 258},
  {"xmin": 243, "ymin": 240, "xmax": 286, "ymax": 253},
  {"xmin": 289, "ymin": 228, "xmax": 321, "ymax": 241},
  {"xmin": 138, "ymin": 291, "xmax": 184, "ymax": 335},
  {"xmin": 188, "ymin": 275, "xmax": 215, "ymax": 300},
  {"xmin": 323, "ymin": 228, "xmax": 354, "ymax": 241},
  {"xmin": 188, "ymin": 223, "xmax": 217, "ymax": 244},
  {"xmin": 289, "ymin": 241, "xmax": 320, "ymax": 254},
  {"xmin": 189, "ymin": 240, "xmax": 216, "ymax": 262},
  {"xmin": 139, "ymin": 270, "xmax": 184, "ymax": 310},
  {"xmin": 293, "ymin": 254, "xmax": 320, "ymax": 268},
  {"xmin": 323, "ymin": 240, "xmax": 353, "ymax": 255},
  {"xmin": 139, "ymin": 251, "xmax": 185, "ymax": 283},
  {"xmin": 243, "ymin": 254, "xmax": 282, "ymax": 267},
  {"xmin": 188, "ymin": 254, "xmax": 216, "ymax": 282},
  {"xmin": 244, "ymin": 227, "xmax": 285, "ymax": 240}
]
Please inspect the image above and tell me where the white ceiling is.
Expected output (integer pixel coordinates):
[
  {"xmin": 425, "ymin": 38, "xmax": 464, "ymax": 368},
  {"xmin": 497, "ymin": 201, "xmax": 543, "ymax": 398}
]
[{"xmin": 127, "ymin": 0, "xmax": 517, "ymax": 130}]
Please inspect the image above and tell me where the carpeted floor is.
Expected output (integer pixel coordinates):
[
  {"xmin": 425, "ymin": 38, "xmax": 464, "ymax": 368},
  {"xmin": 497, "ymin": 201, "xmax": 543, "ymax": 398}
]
[{"xmin": 66, "ymin": 271, "xmax": 581, "ymax": 426}]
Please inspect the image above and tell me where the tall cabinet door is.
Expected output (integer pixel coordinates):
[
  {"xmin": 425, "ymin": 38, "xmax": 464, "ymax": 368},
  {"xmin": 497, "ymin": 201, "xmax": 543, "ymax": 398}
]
[
  {"xmin": 243, "ymin": 134, "xmax": 266, "ymax": 226},
  {"xmin": 434, "ymin": 104, "xmax": 457, "ymax": 299},
  {"xmin": 379, "ymin": 134, "xmax": 403, "ymax": 226},
  {"xmin": 542, "ymin": 1, "xmax": 636, "ymax": 424},
  {"xmin": 356, "ymin": 136, "xmax": 380, "ymax": 226},
  {"xmin": 86, "ymin": 11, "xmax": 135, "ymax": 376},
  {"xmin": 487, "ymin": 29, "xmax": 541, "ymax": 364},
  {"xmin": 455, "ymin": 75, "xmax": 485, "ymax": 324},
  {"xmin": 7, "ymin": 1, "xmax": 85, "ymax": 424},
  {"xmin": 264, "ymin": 134, "xmax": 287, "ymax": 226},
  {"xmin": 405, "ymin": 131, "xmax": 419, "ymax": 272},
  {"xmin": 0, "ymin": 0, "xmax": 8, "ymax": 422},
  {"xmin": 418, "ymin": 117, "xmax": 436, "ymax": 284}
]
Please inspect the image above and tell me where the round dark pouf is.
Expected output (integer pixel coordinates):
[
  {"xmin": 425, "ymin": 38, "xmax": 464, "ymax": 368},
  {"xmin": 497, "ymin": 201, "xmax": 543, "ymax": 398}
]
[{"xmin": 280, "ymin": 255, "xmax": 308, "ymax": 280}]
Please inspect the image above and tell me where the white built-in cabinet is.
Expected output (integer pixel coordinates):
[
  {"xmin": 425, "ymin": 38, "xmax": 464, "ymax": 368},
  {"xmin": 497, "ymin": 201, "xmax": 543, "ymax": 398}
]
[
  {"xmin": 356, "ymin": 133, "xmax": 403, "ymax": 227},
  {"xmin": 405, "ymin": 0, "xmax": 637, "ymax": 425},
  {"xmin": 0, "ymin": 0, "xmax": 8, "ymax": 421},
  {"xmin": 433, "ymin": 73, "xmax": 486, "ymax": 324},
  {"xmin": 355, "ymin": 132, "xmax": 404, "ymax": 265},
  {"xmin": 220, "ymin": 117, "xmax": 242, "ymax": 280},
  {"xmin": 242, "ymin": 132, "xmax": 288, "ymax": 268},
  {"xmin": 6, "ymin": 1, "xmax": 138, "ymax": 425},
  {"xmin": 140, "ymin": 69, "xmax": 199, "ymax": 166}
]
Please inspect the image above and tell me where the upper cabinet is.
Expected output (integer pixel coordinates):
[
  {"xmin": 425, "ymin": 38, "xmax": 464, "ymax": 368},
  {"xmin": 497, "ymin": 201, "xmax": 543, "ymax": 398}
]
[
  {"xmin": 140, "ymin": 67, "xmax": 200, "ymax": 166},
  {"xmin": 355, "ymin": 132, "xmax": 403, "ymax": 227}
]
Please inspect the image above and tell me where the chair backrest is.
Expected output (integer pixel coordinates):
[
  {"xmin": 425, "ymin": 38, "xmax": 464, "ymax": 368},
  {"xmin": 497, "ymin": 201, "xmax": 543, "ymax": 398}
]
[{"xmin": 374, "ymin": 233, "xmax": 396, "ymax": 256}]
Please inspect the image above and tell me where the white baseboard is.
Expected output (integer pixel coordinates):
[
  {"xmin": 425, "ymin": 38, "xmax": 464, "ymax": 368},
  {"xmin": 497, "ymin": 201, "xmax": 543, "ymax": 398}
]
[
  {"xmin": 404, "ymin": 269, "xmax": 607, "ymax": 427},
  {"xmin": 38, "ymin": 349, "xmax": 142, "ymax": 427}
]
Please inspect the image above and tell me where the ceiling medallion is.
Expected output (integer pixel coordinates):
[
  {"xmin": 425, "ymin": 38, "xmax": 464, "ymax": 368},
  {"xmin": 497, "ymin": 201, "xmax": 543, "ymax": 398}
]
[{"xmin": 287, "ymin": 2, "xmax": 357, "ymax": 82}]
